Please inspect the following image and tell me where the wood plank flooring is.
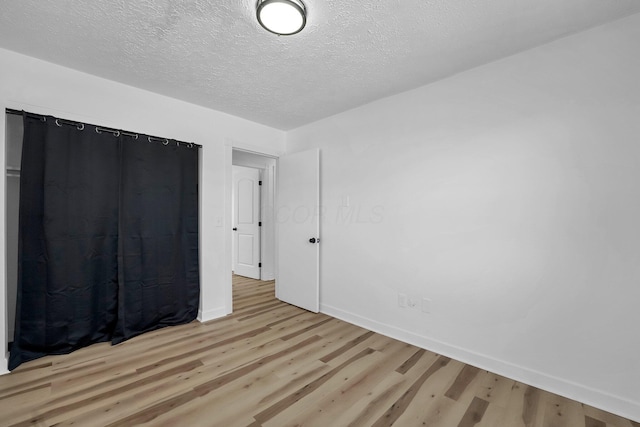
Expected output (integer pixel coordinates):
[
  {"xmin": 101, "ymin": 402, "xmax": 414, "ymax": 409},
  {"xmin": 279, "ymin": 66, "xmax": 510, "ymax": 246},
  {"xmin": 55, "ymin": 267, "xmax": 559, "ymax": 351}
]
[{"xmin": 0, "ymin": 275, "xmax": 637, "ymax": 426}]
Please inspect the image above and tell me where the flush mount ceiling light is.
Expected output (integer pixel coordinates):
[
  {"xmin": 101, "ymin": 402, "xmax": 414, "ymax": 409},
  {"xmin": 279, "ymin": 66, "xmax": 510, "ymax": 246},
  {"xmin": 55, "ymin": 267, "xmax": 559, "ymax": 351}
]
[{"xmin": 256, "ymin": 0, "xmax": 306, "ymax": 36}]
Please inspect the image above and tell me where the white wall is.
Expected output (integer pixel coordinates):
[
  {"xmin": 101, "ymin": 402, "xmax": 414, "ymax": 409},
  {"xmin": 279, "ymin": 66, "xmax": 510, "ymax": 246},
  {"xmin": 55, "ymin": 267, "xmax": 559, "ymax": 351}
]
[
  {"xmin": 286, "ymin": 13, "xmax": 640, "ymax": 422},
  {"xmin": 0, "ymin": 47, "xmax": 286, "ymax": 373}
]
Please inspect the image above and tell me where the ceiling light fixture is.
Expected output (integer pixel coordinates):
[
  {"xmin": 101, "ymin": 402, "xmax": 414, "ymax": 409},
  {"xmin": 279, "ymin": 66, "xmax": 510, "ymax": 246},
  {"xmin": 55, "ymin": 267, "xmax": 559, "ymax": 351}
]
[{"xmin": 256, "ymin": 0, "xmax": 306, "ymax": 36}]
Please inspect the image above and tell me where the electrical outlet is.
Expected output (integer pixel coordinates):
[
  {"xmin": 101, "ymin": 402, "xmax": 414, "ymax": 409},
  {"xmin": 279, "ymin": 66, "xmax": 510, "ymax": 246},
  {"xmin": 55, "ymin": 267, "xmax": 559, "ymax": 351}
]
[
  {"xmin": 422, "ymin": 297, "xmax": 432, "ymax": 313},
  {"xmin": 398, "ymin": 293, "xmax": 407, "ymax": 308}
]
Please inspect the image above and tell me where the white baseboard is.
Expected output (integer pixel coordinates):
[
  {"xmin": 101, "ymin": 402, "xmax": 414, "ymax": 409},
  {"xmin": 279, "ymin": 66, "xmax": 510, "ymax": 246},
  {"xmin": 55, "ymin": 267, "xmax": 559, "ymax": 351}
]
[
  {"xmin": 320, "ymin": 303, "xmax": 640, "ymax": 423},
  {"xmin": 198, "ymin": 306, "xmax": 228, "ymax": 323}
]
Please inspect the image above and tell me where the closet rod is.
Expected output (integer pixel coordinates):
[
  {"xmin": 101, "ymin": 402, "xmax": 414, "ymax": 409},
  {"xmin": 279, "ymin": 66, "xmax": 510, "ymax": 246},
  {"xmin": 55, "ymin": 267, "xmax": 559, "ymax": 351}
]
[
  {"xmin": 5, "ymin": 108, "xmax": 202, "ymax": 148},
  {"xmin": 6, "ymin": 108, "xmax": 44, "ymax": 121}
]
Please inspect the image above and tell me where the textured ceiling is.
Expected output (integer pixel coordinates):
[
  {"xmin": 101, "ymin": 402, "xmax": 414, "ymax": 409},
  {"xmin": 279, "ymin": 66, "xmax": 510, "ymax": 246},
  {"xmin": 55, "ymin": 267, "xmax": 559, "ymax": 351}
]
[{"xmin": 1, "ymin": 0, "xmax": 639, "ymax": 130}]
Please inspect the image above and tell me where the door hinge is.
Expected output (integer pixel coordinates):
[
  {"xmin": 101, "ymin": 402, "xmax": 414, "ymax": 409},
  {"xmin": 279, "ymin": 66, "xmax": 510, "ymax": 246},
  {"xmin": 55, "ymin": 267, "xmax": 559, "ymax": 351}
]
[
  {"xmin": 259, "ymin": 180, "xmax": 262, "ymax": 186},
  {"xmin": 259, "ymin": 263, "xmax": 262, "ymax": 268},
  {"xmin": 259, "ymin": 222, "xmax": 262, "ymax": 226}
]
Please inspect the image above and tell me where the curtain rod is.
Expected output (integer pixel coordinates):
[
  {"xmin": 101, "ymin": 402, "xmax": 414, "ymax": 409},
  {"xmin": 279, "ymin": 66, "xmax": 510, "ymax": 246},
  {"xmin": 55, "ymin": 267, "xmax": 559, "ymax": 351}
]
[{"xmin": 5, "ymin": 108, "xmax": 202, "ymax": 149}]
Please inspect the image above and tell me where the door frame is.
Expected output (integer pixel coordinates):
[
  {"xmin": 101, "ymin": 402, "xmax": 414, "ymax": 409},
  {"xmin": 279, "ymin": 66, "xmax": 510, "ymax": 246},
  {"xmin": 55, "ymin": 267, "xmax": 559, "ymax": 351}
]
[{"xmin": 225, "ymin": 144, "xmax": 279, "ymax": 314}]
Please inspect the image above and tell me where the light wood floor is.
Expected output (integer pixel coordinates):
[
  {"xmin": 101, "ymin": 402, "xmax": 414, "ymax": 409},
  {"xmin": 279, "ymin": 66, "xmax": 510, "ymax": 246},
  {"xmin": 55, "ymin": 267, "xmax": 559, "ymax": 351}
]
[{"xmin": 0, "ymin": 276, "xmax": 637, "ymax": 427}]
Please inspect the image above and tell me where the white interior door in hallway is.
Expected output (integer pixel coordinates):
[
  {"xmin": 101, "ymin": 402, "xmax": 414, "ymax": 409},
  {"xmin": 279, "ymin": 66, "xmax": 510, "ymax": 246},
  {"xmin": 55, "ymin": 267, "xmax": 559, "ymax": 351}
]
[
  {"xmin": 277, "ymin": 148, "xmax": 320, "ymax": 313},
  {"xmin": 232, "ymin": 165, "xmax": 261, "ymax": 279}
]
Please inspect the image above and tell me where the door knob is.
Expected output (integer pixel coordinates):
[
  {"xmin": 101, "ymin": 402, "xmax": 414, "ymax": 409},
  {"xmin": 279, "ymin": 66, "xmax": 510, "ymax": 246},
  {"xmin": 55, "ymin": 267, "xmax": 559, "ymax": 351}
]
[
  {"xmin": 232, "ymin": 227, "xmax": 237, "ymax": 231},
  {"xmin": 309, "ymin": 237, "xmax": 319, "ymax": 243}
]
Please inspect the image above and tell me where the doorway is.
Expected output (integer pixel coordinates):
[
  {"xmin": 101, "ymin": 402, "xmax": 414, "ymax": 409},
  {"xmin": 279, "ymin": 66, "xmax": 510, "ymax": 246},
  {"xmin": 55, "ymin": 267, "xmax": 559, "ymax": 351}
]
[
  {"xmin": 227, "ymin": 147, "xmax": 320, "ymax": 315},
  {"xmin": 231, "ymin": 150, "xmax": 276, "ymax": 283}
]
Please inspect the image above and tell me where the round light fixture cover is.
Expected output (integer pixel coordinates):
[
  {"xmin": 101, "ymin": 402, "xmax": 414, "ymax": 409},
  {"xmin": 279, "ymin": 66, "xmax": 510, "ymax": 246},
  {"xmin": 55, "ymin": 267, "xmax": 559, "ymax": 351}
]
[{"xmin": 257, "ymin": 0, "xmax": 306, "ymax": 35}]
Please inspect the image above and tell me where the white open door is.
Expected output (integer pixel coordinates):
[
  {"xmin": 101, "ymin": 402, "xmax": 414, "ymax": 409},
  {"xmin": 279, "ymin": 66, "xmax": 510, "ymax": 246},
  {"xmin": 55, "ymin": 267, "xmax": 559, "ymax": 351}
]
[
  {"xmin": 232, "ymin": 166, "xmax": 261, "ymax": 279},
  {"xmin": 277, "ymin": 148, "xmax": 320, "ymax": 313}
]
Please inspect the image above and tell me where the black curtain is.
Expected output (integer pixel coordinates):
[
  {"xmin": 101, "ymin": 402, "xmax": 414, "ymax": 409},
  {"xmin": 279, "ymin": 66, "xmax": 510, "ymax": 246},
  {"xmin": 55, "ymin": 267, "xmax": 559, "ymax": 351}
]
[
  {"xmin": 113, "ymin": 135, "xmax": 200, "ymax": 343},
  {"xmin": 9, "ymin": 114, "xmax": 199, "ymax": 370}
]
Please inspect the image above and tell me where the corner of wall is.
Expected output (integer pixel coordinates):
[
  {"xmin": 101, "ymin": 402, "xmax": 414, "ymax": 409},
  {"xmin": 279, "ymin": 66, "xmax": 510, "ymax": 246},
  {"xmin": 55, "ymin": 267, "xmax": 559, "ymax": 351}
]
[
  {"xmin": 0, "ymin": 108, "xmax": 8, "ymax": 377},
  {"xmin": 0, "ymin": 354, "xmax": 8, "ymax": 376},
  {"xmin": 197, "ymin": 307, "xmax": 228, "ymax": 323}
]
